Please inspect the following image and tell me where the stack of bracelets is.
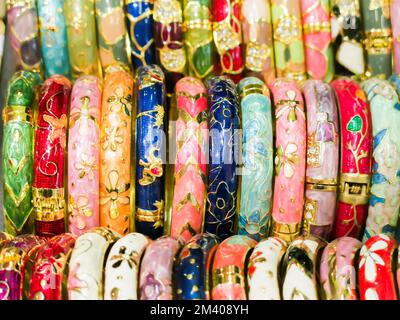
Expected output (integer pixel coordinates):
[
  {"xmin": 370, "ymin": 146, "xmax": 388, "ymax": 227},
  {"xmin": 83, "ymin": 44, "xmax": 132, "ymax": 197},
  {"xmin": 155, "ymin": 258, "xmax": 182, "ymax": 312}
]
[{"xmin": 1, "ymin": 0, "xmax": 400, "ymax": 300}]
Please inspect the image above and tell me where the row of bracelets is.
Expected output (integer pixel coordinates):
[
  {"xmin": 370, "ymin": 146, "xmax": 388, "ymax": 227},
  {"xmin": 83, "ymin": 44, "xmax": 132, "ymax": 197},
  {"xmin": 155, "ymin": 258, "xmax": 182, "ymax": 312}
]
[
  {"xmin": 0, "ymin": 230, "xmax": 397, "ymax": 300},
  {"xmin": 0, "ymin": 0, "xmax": 399, "ymax": 84},
  {"xmin": 3, "ymin": 68, "xmax": 400, "ymax": 244}
]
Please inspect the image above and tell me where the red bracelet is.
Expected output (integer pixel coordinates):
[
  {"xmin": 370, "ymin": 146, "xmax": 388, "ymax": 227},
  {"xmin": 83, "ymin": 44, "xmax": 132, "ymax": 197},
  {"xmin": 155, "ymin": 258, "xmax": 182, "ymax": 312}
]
[
  {"xmin": 33, "ymin": 75, "xmax": 72, "ymax": 238},
  {"xmin": 211, "ymin": 235, "xmax": 256, "ymax": 300},
  {"xmin": 331, "ymin": 78, "xmax": 372, "ymax": 239},
  {"xmin": 212, "ymin": 0, "xmax": 244, "ymax": 82},
  {"xmin": 359, "ymin": 234, "xmax": 398, "ymax": 300},
  {"xmin": 29, "ymin": 233, "xmax": 76, "ymax": 300}
]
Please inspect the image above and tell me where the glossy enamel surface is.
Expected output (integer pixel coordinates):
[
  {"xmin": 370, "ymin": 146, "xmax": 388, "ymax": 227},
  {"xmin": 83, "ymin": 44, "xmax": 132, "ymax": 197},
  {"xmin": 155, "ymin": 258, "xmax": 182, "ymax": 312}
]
[{"xmin": 237, "ymin": 77, "xmax": 273, "ymax": 241}]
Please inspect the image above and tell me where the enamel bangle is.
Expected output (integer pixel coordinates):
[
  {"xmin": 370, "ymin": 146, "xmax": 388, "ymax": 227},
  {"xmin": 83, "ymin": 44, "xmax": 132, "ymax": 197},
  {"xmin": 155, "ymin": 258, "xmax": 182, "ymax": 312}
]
[
  {"xmin": 362, "ymin": 79, "xmax": 400, "ymax": 240},
  {"xmin": 68, "ymin": 76, "xmax": 102, "ymax": 236},
  {"xmin": 29, "ymin": 233, "xmax": 76, "ymax": 300},
  {"xmin": 125, "ymin": 0, "xmax": 155, "ymax": 68},
  {"xmin": 237, "ymin": 77, "xmax": 273, "ymax": 241},
  {"xmin": 302, "ymin": 80, "xmax": 339, "ymax": 240},
  {"xmin": 270, "ymin": 0, "xmax": 306, "ymax": 83},
  {"xmin": 360, "ymin": 0, "xmax": 392, "ymax": 79},
  {"xmin": 37, "ymin": 0, "xmax": 70, "ymax": 78},
  {"xmin": 247, "ymin": 237, "xmax": 286, "ymax": 300},
  {"xmin": 330, "ymin": 0, "xmax": 365, "ymax": 76},
  {"xmin": 359, "ymin": 234, "xmax": 398, "ymax": 300},
  {"xmin": 183, "ymin": 0, "xmax": 215, "ymax": 80},
  {"xmin": 139, "ymin": 236, "xmax": 180, "ymax": 300},
  {"xmin": 204, "ymin": 77, "xmax": 240, "ymax": 240},
  {"xmin": 0, "ymin": 235, "xmax": 45, "ymax": 300},
  {"xmin": 135, "ymin": 65, "xmax": 166, "ymax": 239},
  {"xmin": 153, "ymin": 0, "xmax": 186, "ymax": 93},
  {"xmin": 320, "ymin": 237, "xmax": 361, "ymax": 300},
  {"xmin": 211, "ymin": 0, "xmax": 244, "ymax": 83},
  {"xmin": 391, "ymin": 0, "xmax": 400, "ymax": 75},
  {"xmin": 211, "ymin": 235, "xmax": 257, "ymax": 300},
  {"xmin": 241, "ymin": 0, "xmax": 275, "ymax": 84},
  {"xmin": 2, "ymin": 71, "xmax": 39, "ymax": 236},
  {"xmin": 270, "ymin": 78, "xmax": 306, "ymax": 243},
  {"xmin": 175, "ymin": 233, "xmax": 219, "ymax": 300},
  {"xmin": 99, "ymin": 69, "xmax": 134, "ymax": 236},
  {"xmin": 4, "ymin": 0, "xmax": 42, "ymax": 73},
  {"xmin": 300, "ymin": 0, "xmax": 334, "ymax": 82},
  {"xmin": 67, "ymin": 227, "xmax": 120, "ymax": 300},
  {"xmin": 331, "ymin": 78, "xmax": 372, "ymax": 239},
  {"xmin": 104, "ymin": 233, "xmax": 150, "ymax": 300},
  {"xmin": 95, "ymin": 0, "xmax": 130, "ymax": 71},
  {"xmin": 170, "ymin": 77, "xmax": 207, "ymax": 242},
  {"xmin": 282, "ymin": 235, "xmax": 326, "ymax": 300},
  {"xmin": 33, "ymin": 75, "xmax": 72, "ymax": 238},
  {"xmin": 64, "ymin": 0, "xmax": 101, "ymax": 80}
]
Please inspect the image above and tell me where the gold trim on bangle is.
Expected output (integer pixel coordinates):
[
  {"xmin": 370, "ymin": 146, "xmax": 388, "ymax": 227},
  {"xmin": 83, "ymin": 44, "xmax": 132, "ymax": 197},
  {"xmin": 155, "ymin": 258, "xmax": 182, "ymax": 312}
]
[
  {"xmin": 33, "ymin": 188, "xmax": 65, "ymax": 222},
  {"xmin": 3, "ymin": 106, "xmax": 33, "ymax": 125},
  {"xmin": 364, "ymin": 29, "xmax": 393, "ymax": 54},
  {"xmin": 178, "ymin": 109, "xmax": 207, "ymax": 124},
  {"xmin": 212, "ymin": 265, "xmax": 244, "ymax": 286},
  {"xmin": 280, "ymin": 70, "xmax": 307, "ymax": 83},
  {"xmin": 91, "ymin": 227, "xmax": 120, "ymax": 242},
  {"xmin": 136, "ymin": 204, "xmax": 164, "ymax": 223},
  {"xmin": 271, "ymin": 220, "xmax": 301, "ymax": 243},
  {"xmin": 302, "ymin": 22, "xmax": 331, "ymax": 34},
  {"xmin": 306, "ymin": 177, "xmax": 337, "ymax": 185},
  {"xmin": 176, "ymin": 91, "xmax": 206, "ymax": 103},
  {"xmin": 182, "ymin": 19, "xmax": 212, "ymax": 31},
  {"xmin": 306, "ymin": 183, "xmax": 337, "ymax": 192},
  {"xmin": 240, "ymin": 83, "xmax": 266, "ymax": 98},
  {"xmin": 338, "ymin": 173, "xmax": 370, "ymax": 205}
]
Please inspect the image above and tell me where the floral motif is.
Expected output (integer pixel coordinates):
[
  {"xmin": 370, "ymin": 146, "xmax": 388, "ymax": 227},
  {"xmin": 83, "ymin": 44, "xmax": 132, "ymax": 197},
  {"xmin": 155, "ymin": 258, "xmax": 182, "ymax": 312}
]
[
  {"xmin": 276, "ymin": 90, "xmax": 302, "ymax": 122},
  {"xmin": 359, "ymin": 238, "xmax": 388, "ymax": 282},
  {"xmin": 69, "ymin": 196, "xmax": 93, "ymax": 230},
  {"xmin": 109, "ymin": 246, "xmax": 139, "ymax": 269},
  {"xmin": 107, "ymin": 87, "xmax": 132, "ymax": 116},
  {"xmin": 207, "ymin": 181, "xmax": 236, "ymax": 225},
  {"xmin": 100, "ymin": 170, "xmax": 130, "ymax": 219},
  {"xmin": 102, "ymin": 126, "xmax": 124, "ymax": 152},
  {"xmin": 43, "ymin": 114, "xmax": 68, "ymax": 149},
  {"xmin": 75, "ymin": 153, "xmax": 96, "ymax": 180},
  {"xmin": 71, "ymin": 96, "xmax": 99, "ymax": 121},
  {"xmin": 275, "ymin": 143, "xmax": 299, "ymax": 178}
]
